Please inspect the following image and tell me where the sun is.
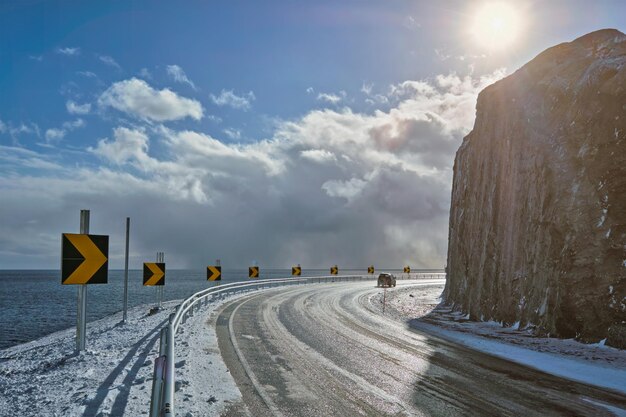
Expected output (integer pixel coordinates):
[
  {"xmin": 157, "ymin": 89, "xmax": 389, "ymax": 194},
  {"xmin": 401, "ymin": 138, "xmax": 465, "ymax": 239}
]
[{"xmin": 470, "ymin": 2, "xmax": 524, "ymax": 51}]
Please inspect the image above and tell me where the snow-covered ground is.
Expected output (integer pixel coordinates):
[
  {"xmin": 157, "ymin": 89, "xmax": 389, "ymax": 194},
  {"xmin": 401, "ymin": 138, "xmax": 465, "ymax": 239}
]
[
  {"xmin": 372, "ymin": 282, "xmax": 626, "ymax": 396},
  {"xmin": 2, "ymin": 280, "xmax": 624, "ymax": 417},
  {"xmin": 0, "ymin": 294, "xmax": 242, "ymax": 417}
]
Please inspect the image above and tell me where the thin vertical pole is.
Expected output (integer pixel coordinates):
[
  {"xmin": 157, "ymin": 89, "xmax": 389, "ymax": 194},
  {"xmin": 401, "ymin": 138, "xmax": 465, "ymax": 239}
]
[
  {"xmin": 123, "ymin": 217, "xmax": 130, "ymax": 323},
  {"xmin": 383, "ymin": 287, "xmax": 386, "ymax": 314},
  {"xmin": 159, "ymin": 252, "xmax": 165, "ymax": 308},
  {"xmin": 157, "ymin": 252, "xmax": 163, "ymax": 309},
  {"xmin": 77, "ymin": 209, "xmax": 89, "ymax": 352}
]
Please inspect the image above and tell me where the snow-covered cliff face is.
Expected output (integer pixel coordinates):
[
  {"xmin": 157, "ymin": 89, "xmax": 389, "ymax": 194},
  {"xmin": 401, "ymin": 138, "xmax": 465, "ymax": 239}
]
[{"xmin": 444, "ymin": 29, "xmax": 626, "ymax": 347}]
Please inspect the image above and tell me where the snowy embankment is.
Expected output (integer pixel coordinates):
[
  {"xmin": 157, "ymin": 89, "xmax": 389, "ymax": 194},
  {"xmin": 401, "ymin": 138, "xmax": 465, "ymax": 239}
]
[
  {"xmin": 372, "ymin": 282, "xmax": 626, "ymax": 396},
  {"xmin": 0, "ymin": 294, "xmax": 242, "ymax": 417}
]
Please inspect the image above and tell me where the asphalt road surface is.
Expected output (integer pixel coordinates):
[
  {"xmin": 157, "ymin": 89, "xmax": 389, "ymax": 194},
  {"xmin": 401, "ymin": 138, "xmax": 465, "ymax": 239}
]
[{"xmin": 215, "ymin": 280, "xmax": 626, "ymax": 416}]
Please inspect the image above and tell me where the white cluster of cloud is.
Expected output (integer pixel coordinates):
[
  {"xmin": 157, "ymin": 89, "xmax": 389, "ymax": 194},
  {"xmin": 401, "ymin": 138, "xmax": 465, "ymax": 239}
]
[
  {"xmin": 222, "ymin": 128, "xmax": 242, "ymax": 140},
  {"xmin": 56, "ymin": 47, "xmax": 80, "ymax": 56},
  {"xmin": 0, "ymin": 121, "xmax": 41, "ymax": 145},
  {"xmin": 98, "ymin": 78, "xmax": 204, "ymax": 122},
  {"xmin": 317, "ymin": 91, "xmax": 347, "ymax": 104},
  {"xmin": 77, "ymin": 71, "xmax": 98, "ymax": 79},
  {"xmin": 0, "ymin": 70, "xmax": 506, "ymax": 269},
  {"xmin": 66, "ymin": 100, "xmax": 91, "ymax": 115},
  {"xmin": 44, "ymin": 119, "xmax": 86, "ymax": 144},
  {"xmin": 166, "ymin": 65, "xmax": 196, "ymax": 90},
  {"xmin": 98, "ymin": 55, "xmax": 121, "ymax": 70},
  {"xmin": 210, "ymin": 89, "xmax": 255, "ymax": 110}
]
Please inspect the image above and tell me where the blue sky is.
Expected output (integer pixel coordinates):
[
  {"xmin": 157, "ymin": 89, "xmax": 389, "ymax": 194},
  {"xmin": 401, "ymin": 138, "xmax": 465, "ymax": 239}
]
[{"xmin": 1, "ymin": 0, "xmax": 624, "ymax": 269}]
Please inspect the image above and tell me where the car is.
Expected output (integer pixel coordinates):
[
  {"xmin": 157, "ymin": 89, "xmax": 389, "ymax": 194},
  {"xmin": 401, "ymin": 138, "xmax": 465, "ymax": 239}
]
[{"xmin": 377, "ymin": 273, "xmax": 396, "ymax": 287}]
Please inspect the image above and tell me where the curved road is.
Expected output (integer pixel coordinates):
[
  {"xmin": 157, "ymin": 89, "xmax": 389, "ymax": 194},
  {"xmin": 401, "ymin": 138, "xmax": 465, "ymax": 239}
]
[{"xmin": 215, "ymin": 280, "xmax": 626, "ymax": 416}]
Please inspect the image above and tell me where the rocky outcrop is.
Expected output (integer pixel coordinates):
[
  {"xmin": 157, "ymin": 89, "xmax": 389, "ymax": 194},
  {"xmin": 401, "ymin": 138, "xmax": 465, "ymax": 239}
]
[{"xmin": 444, "ymin": 29, "xmax": 626, "ymax": 346}]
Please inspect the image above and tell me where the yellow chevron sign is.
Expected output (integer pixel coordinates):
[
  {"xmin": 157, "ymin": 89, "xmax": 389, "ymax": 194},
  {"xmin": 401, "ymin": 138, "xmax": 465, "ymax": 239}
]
[
  {"xmin": 403, "ymin": 266, "xmax": 411, "ymax": 273},
  {"xmin": 207, "ymin": 265, "xmax": 221, "ymax": 281},
  {"xmin": 144, "ymin": 262, "xmax": 165, "ymax": 286},
  {"xmin": 249, "ymin": 266, "xmax": 259, "ymax": 278},
  {"xmin": 292, "ymin": 266, "xmax": 301, "ymax": 276},
  {"xmin": 62, "ymin": 233, "xmax": 109, "ymax": 285},
  {"xmin": 330, "ymin": 265, "xmax": 338, "ymax": 275},
  {"xmin": 368, "ymin": 265, "xmax": 374, "ymax": 274}
]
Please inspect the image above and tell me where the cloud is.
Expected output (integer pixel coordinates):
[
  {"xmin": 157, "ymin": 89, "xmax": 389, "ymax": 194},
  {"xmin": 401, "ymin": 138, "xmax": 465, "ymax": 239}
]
[
  {"xmin": 166, "ymin": 65, "xmax": 196, "ymax": 90},
  {"xmin": 66, "ymin": 100, "xmax": 91, "ymax": 115},
  {"xmin": 0, "ymin": 69, "xmax": 507, "ymax": 269},
  {"xmin": 44, "ymin": 128, "xmax": 65, "ymax": 142},
  {"xmin": 0, "ymin": 145, "xmax": 63, "ymax": 171},
  {"xmin": 300, "ymin": 149, "xmax": 336, "ymax": 163},
  {"xmin": 361, "ymin": 83, "xmax": 389, "ymax": 105},
  {"xmin": 138, "ymin": 68, "xmax": 152, "ymax": 79},
  {"xmin": 63, "ymin": 119, "xmax": 85, "ymax": 130},
  {"xmin": 306, "ymin": 87, "xmax": 314, "ymax": 94},
  {"xmin": 89, "ymin": 127, "xmax": 154, "ymax": 168},
  {"xmin": 403, "ymin": 16, "xmax": 420, "ymax": 30},
  {"xmin": 222, "ymin": 128, "xmax": 241, "ymax": 140},
  {"xmin": 210, "ymin": 89, "xmax": 255, "ymax": 110},
  {"xmin": 98, "ymin": 55, "xmax": 121, "ymax": 70},
  {"xmin": 316, "ymin": 91, "xmax": 346, "ymax": 104},
  {"xmin": 57, "ymin": 47, "xmax": 80, "ymax": 56},
  {"xmin": 77, "ymin": 71, "xmax": 98, "ymax": 78},
  {"xmin": 44, "ymin": 119, "xmax": 85, "ymax": 144},
  {"xmin": 0, "ymin": 121, "xmax": 41, "ymax": 144},
  {"xmin": 98, "ymin": 78, "xmax": 204, "ymax": 122},
  {"xmin": 322, "ymin": 177, "xmax": 367, "ymax": 201}
]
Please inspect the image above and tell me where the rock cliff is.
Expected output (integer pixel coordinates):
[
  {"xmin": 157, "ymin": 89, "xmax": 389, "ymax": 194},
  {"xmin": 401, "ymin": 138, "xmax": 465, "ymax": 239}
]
[{"xmin": 444, "ymin": 29, "xmax": 626, "ymax": 347}]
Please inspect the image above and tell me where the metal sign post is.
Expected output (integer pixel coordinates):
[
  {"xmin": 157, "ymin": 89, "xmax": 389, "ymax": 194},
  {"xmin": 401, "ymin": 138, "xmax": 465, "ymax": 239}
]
[
  {"xmin": 214, "ymin": 259, "xmax": 221, "ymax": 287},
  {"xmin": 383, "ymin": 287, "xmax": 387, "ymax": 314},
  {"xmin": 77, "ymin": 209, "xmax": 89, "ymax": 352},
  {"xmin": 123, "ymin": 217, "xmax": 130, "ymax": 323},
  {"xmin": 156, "ymin": 252, "xmax": 164, "ymax": 308}
]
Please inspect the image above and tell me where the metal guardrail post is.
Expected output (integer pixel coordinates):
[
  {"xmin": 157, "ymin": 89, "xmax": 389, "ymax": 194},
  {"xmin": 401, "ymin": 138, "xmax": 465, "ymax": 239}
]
[
  {"xmin": 149, "ymin": 355, "xmax": 166, "ymax": 417},
  {"xmin": 162, "ymin": 322, "xmax": 175, "ymax": 417},
  {"xmin": 159, "ymin": 327, "xmax": 167, "ymax": 356}
]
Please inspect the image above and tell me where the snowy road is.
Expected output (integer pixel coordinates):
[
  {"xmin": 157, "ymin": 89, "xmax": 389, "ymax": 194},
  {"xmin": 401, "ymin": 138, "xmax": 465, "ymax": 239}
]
[{"xmin": 216, "ymin": 280, "xmax": 626, "ymax": 416}]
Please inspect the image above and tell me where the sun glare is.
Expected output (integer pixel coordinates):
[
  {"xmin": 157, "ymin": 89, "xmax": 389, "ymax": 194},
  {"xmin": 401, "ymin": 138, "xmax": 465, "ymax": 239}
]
[{"xmin": 470, "ymin": 2, "xmax": 524, "ymax": 51}]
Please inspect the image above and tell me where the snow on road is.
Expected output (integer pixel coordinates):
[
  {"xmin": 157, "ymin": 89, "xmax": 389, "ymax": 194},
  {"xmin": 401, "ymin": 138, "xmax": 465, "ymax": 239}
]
[
  {"xmin": 373, "ymin": 281, "xmax": 626, "ymax": 396},
  {"xmin": 1, "ymin": 279, "xmax": 624, "ymax": 417}
]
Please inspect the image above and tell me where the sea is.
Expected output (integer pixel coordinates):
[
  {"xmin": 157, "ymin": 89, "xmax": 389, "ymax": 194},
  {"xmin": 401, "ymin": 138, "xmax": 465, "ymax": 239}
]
[{"xmin": 0, "ymin": 268, "xmax": 446, "ymax": 350}]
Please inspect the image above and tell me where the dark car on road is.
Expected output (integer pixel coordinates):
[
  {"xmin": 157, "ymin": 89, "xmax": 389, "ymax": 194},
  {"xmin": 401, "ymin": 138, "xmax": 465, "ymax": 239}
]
[{"xmin": 377, "ymin": 273, "xmax": 396, "ymax": 287}]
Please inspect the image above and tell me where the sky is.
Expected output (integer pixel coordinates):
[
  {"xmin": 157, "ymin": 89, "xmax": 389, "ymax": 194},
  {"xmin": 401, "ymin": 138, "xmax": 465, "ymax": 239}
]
[{"xmin": 1, "ymin": 0, "xmax": 624, "ymax": 269}]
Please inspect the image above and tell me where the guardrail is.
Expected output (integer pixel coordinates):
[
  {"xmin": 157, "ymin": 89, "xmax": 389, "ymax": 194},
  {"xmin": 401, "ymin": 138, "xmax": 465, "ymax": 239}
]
[{"xmin": 149, "ymin": 272, "xmax": 445, "ymax": 416}]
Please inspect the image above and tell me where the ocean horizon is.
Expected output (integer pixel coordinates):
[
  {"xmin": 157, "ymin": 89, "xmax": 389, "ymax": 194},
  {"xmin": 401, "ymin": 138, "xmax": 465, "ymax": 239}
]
[{"xmin": 0, "ymin": 268, "xmax": 443, "ymax": 350}]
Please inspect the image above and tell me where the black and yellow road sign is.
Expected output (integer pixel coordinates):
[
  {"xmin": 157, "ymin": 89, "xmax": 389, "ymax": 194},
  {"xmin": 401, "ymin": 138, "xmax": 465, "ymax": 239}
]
[
  {"xmin": 249, "ymin": 266, "xmax": 259, "ymax": 278},
  {"xmin": 292, "ymin": 265, "xmax": 301, "ymax": 276},
  {"xmin": 207, "ymin": 265, "xmax": 221, "ymax": 281},
  {"xmin": 403, "ymin": 266, "xmax": 411, "ymax": 273},
  {"xmin": 62, "ymin": 233, "xmax": 109, "ymax": 285},
  {"xmin": 330, "ymin": 265, "xmax": 338, "ymax": 275},
  {"xmin": 144, "ymin": 262, "xmax": 165, "ymax": 286},
  {"xmin": 368, "ymin": 265, "xmax": 375, "ymax": 274}
]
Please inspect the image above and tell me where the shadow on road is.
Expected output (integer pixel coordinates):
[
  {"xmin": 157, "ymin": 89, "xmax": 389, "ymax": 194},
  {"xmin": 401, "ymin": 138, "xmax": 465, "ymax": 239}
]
[{"xmin": 405, "ymin": 306, "xmax": 626, "ymax": 415}]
